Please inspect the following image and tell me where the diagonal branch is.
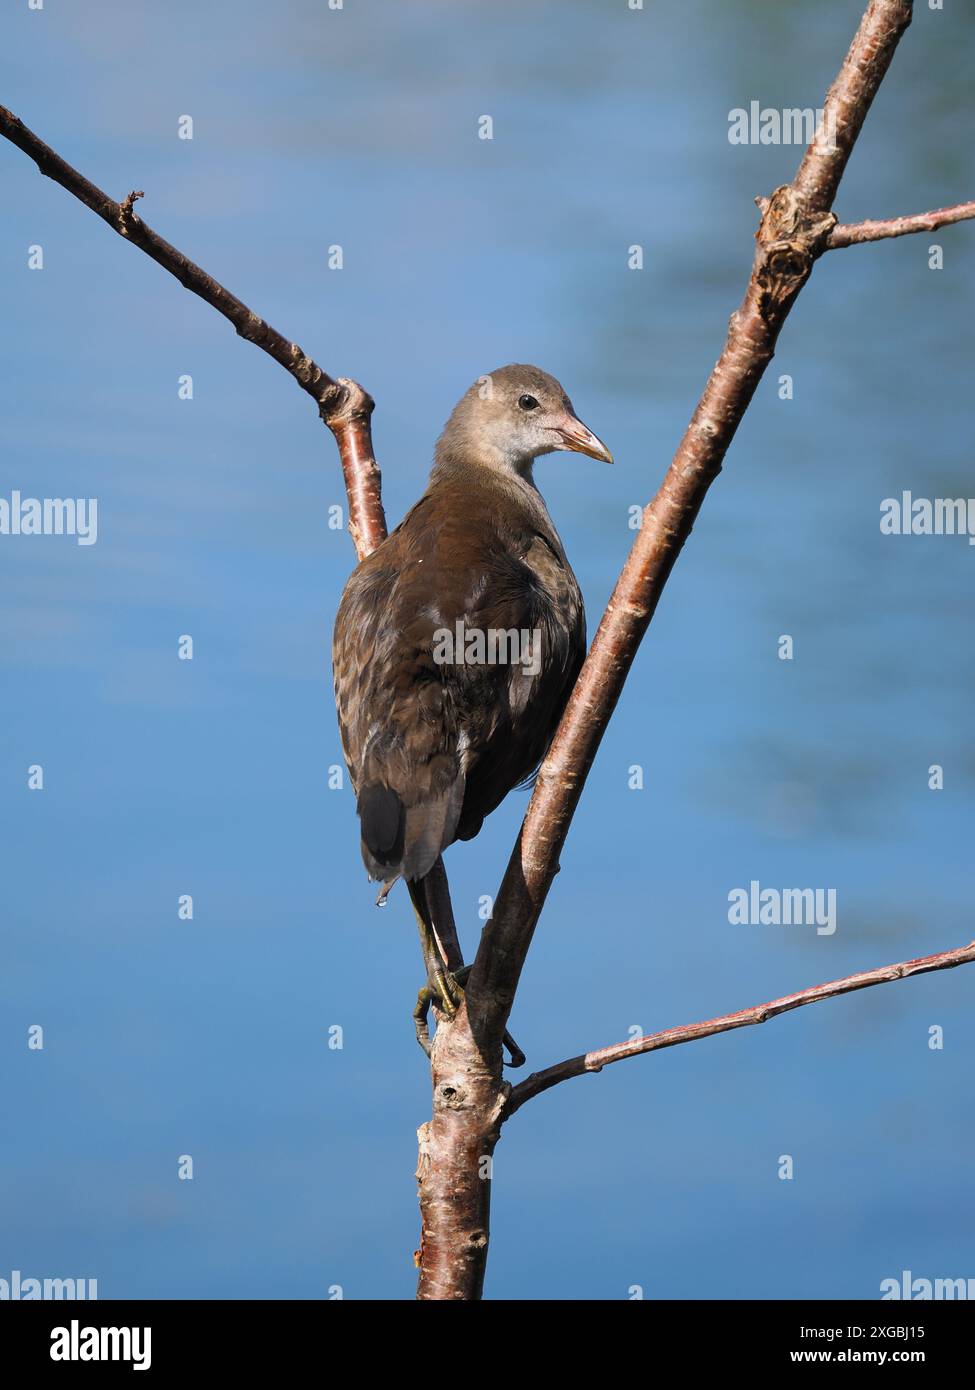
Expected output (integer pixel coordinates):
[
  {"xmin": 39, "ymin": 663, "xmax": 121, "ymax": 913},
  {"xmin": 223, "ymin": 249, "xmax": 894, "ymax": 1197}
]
[
  {"xmin": 504, "ymin": 939, "xmax": 975, "ymax": 1118},
  {"xmin": 828, "ymin": 200, "xmax": 975, "ymax": 248},
  {"xmin": 0, "ymin": 104, "xmax": 387, "ymax": 561},
  {"xmin": 465, "ymin": 0, "xmax": 955, "ymax": 1056}
]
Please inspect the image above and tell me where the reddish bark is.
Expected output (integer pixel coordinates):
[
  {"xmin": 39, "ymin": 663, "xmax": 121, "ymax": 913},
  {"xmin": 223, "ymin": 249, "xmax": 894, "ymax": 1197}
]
[
  {"xmin": 828, "ymin": 200, "xmax": 975, "ymax": 249},
  {"xmin": 414, "ymin": 1013, "xmax": 503, "ymax": 1300},
  {"xmin": 505, "ymin": 939, "xmax": 975, "ymax": 1118}
]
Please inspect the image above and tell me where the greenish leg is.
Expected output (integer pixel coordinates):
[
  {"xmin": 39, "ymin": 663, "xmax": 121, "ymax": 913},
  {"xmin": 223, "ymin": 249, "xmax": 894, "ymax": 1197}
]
[
  {"xmin": 409, "ymin": 876, "xmax": 526, "ymax": 1068},
  {"xmin": 412, "ymin": 959, "xmax": 525, "ymax": 1068}
]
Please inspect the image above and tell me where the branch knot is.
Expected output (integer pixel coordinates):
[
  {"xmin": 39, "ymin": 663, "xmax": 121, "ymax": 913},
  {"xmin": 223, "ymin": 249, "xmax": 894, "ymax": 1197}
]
[
  {"xmin": 118, "ymin": 188, "xmax": 144, "ymax": 236},
  {"xmin": 754, "ymin": 186, "xmax": 837, "ymax": 322},
  {"xmin": 318, "ymin": 376, "xmax": 375, "ymax": 431}
]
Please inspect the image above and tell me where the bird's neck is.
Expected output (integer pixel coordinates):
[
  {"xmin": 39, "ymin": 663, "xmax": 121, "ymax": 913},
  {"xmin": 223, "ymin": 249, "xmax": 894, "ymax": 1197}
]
[
  {"xmin": 429, "ymin": 450, "xmax": 561, "ymax": 549},
  {"xmin": 432, "ymin": 440, "xmax": 536, "ymax": 483},
  {"xmin": 431, "ymin": 446, "xmax": 540, "ymax": 500}
]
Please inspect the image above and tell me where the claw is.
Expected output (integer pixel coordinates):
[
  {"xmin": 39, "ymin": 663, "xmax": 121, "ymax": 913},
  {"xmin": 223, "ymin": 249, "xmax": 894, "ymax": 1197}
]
[
  {"xmin": 413, "ymin": 987, "xmax": 433, "ymax": 1057},
  {"xmin": 446, "ymin": 966, "xmax": 524, "ymax": 1066},
  {"xmin": 504, "ymin": 1035, "xmax": 527, "ymax": 1069},
  {"xmin": 412, "ymin": 965, "xmax": 526, "ymax": 1068},
  {"xmin": 409, "ymin": 880, "xmax": 525, "ymax": 1065},
  {"xmin": 432, "ymin": 968, "xmax": 457, "ymax": 1019}
]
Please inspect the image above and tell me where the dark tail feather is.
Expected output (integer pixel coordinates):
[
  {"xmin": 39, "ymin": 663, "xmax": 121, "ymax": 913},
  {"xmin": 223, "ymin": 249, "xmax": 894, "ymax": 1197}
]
[
  {"xmin": 357, "ymin": 776, "xmax": 465, "ymax": 886},
  {"xmin": 357, "ymin": 782, "xmax": 404, "ymax": 882}
]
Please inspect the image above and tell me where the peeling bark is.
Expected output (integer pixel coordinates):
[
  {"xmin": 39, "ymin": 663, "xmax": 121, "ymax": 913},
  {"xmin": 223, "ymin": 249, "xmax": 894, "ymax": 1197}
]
[{"xmin": 415, "ymin": 1009, "xmax": 505, "ymax": 1300}]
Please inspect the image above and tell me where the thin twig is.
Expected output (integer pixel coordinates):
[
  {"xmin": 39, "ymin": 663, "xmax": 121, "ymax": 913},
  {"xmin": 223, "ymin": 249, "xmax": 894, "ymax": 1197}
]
[
  {"xmin": 505, "ymin": 939, "xmax": 975, "ymax": 1117},
  {"xmin": 0, "ymin": 104, "xmax": 387, "ymax": 560},
  {"xmin": 828, "ymin": 200, "xmax": 975, "ymax": 248}
]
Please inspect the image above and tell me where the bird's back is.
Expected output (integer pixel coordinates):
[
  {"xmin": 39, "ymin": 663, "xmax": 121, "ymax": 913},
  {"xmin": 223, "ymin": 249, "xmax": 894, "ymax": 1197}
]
[{"xmin": 333, "ymin": 472, "xmax": 585, "ymax": 887}]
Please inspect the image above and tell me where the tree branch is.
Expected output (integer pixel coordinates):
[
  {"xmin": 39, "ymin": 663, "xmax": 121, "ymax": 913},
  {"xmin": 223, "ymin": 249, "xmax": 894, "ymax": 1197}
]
[
  {"xmin": 828, "ymin": 200, "xmax": 975, "ymax": 248},
  {"xmin": 0, "ymin": 104, "xmax": 387, "ymax": 561},
  {"xmin": 504, "ymin": 939, "xmax": 975, "ymax": 1118},
  {"xmin": 465, "ymin": 0, "xmax": 935, "ymax": 1057}
]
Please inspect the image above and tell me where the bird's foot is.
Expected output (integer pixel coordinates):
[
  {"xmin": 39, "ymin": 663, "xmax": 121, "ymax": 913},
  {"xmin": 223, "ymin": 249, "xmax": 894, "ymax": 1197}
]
[
  {"xmin": 412, "ymin": 965, "xmax": 464, "ymax": 1056},
  {"xmin": 412, "ymin": 965, "xmax": 526, "ymax": 1068}
]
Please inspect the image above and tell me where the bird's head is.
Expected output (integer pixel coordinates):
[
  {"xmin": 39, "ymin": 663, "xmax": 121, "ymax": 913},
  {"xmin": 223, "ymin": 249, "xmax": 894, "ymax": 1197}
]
[{"xmin": 435, "ymin": 364, "xmax": 613, "ymax": 478}]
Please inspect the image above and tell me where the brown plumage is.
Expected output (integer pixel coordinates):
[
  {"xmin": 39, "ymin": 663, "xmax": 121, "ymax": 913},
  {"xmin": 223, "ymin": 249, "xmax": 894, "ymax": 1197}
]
[{"xmin": 333, "ymin": 364, "xmax": 611, "ymax": 894}]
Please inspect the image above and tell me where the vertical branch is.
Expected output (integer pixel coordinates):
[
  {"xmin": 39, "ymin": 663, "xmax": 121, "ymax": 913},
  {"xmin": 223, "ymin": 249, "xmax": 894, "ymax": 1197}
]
[
  {"xmin": 415, "ymin": 1013, "xmax": 504, "ymax": 1300},
  {"xmin": 464, "ymin": 0, "xmax": 916, "ymax": 1057}
]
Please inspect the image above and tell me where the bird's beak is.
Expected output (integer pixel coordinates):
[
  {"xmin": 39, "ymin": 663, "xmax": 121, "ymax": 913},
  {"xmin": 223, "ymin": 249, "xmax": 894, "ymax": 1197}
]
[{"xmin": 554, "ymin": 413, "xmax": 614, "ymax": 464}]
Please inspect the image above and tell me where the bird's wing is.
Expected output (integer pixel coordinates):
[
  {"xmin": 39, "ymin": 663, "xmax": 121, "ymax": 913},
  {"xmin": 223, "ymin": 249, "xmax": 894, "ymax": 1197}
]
[
  {"xmin": 333, "ymin": 492, "xmax": 581, "ymax": 882},
  {"xmin": 333, "ymin": 495, "xmax": 478, "ymax": 883},
  {"xmin": 452, "ymin": 529, "xmax": 585, "ymax": 824}
]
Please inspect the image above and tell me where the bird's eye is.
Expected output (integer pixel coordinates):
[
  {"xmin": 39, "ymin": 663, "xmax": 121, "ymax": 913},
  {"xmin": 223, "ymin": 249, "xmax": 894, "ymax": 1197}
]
[{"xmin": 518, "ymin": 394, "xmax": 539, "ymax": 411}]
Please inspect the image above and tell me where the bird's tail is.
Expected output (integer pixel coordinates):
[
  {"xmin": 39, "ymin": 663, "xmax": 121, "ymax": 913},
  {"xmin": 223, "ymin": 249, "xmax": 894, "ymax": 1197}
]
[{"xmin": 357, "ymin": 775, "xmax": 466, "ymax": 891}]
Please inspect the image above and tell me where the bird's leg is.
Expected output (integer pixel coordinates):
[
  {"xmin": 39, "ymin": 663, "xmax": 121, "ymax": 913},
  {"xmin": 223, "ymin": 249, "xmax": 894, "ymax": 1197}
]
[
  {"xmin": 409, "ymin": 870, "xmax": 461, "ymax": 1029},
  {"xmin": 411, "ymin": 943, "xmax": 527, "ymax": 1066},
  {"xmin": 410, "ymin": 892, "xmax": 456, "ymax": 1059},
  {"xmin": 409, "ymin": 865, "xmax": 526, "ymax": 1067},
  {"xmin": 420, "ymin": 858, "xmax": 465, "ymax": 975}
]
